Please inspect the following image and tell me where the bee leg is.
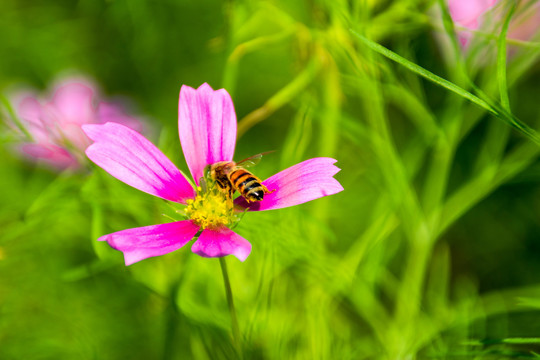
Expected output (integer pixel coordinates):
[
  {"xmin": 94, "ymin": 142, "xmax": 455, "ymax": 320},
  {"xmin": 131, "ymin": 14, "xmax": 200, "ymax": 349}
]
[{"xmin": 262, "ymin": 184, "xmax": 275, "ymax": 194}]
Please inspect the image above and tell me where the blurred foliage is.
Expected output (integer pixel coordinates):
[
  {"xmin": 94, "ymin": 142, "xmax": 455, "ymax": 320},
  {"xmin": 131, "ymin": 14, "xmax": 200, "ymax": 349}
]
[{"xmin": 2, "ymin": 0, "xmax": 540, "ymax": 359}]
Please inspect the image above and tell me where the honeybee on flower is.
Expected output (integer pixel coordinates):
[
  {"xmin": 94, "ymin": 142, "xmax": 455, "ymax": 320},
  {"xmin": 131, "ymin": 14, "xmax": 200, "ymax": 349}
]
[
  {"xmin": 207, "ymin": 152, "xmax": 274, "ymax": 203},
  {"xmin": 84, "ymin": 83, "xmax": 343, "ymax": 265}
]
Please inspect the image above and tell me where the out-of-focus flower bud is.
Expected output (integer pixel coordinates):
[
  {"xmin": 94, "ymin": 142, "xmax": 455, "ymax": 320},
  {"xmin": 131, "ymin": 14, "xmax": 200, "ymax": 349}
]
[{"xmin": 4, "ymin": 76, "xmax": 148, "ymax": 171}]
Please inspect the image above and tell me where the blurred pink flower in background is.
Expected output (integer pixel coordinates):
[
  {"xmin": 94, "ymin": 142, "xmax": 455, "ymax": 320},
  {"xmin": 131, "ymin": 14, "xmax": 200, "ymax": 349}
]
[
  {"xmin": 447, "ymin": 0, "xmax": 540, "ymax": 47},
  {"xmin": 83, "ymin": 83, "xmax": 344, "ymax": 265},
  {"xmin": 7, "ymin": 77, "xmax": 146, "ymax": 170}
]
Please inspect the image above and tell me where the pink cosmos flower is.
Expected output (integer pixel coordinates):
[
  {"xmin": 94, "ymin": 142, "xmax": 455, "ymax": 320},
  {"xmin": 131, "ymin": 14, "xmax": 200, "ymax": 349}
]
[
  {"xmin": 448, "ymin": 0, "xmax": 540, "ymax": 46},
  {"xmin": 83, "ymin": 83, "xmax": 343, "ymax": 265},
  {"xmin": 8, "ymin": 78, "xmax": 145, "ymax": 170}
]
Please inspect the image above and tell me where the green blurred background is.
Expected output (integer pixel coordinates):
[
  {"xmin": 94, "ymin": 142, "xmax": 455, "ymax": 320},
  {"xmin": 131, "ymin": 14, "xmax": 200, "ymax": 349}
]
[{"xmin": 2, "ymin": 0, "xmax": 540, "ymax": 359}]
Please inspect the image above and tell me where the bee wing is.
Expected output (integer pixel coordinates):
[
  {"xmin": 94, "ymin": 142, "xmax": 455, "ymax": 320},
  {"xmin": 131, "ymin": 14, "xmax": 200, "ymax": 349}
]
[{"xmin": 236, "ymin": 151, "xmax": 274, "ymax": 169}]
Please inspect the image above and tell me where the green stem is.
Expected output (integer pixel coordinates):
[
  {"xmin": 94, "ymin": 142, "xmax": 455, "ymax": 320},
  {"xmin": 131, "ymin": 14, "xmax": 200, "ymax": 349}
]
[
  {"xmin": 237, "ymin": 57, "xmax": 321, "ymax": 138},
  {"xmin": 219, "ymin": 257, "xmax": 242, "ymax": 358}
]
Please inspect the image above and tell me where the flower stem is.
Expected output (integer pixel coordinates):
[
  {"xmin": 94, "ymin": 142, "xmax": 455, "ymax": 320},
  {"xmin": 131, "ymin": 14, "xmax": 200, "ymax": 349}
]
[{"xmin": 219, "ymin": 257, "xmax": 242, "ymax": 358}]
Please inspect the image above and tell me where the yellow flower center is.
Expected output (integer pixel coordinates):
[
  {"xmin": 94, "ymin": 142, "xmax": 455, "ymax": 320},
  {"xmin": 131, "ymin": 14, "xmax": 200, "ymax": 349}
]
[{"xmin": 184, "ymin": 184, "xmax": 235, "ymax": 229}]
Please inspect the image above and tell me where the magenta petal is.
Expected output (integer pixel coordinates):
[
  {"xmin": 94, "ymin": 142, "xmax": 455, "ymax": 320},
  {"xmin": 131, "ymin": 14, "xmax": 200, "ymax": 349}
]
[
  {"xmin": 16, "ymin": 95, "xmax": 41, "ymax": 126},
  {"xmin": 50, "ymin": 82, "xmax": 97, "ymax": 125},
  {"xmin": 20, "ymin": 143, "xmax": 78, "ymax": 169},
  {"xmin": 191, "ymin": 227, "xmax": 251, "ymax": 262},
  {"xmin": 98, "ymin": 101, "xmax": 145, "ymax": 133},
  {"xmin": 235, "ymin": 157, "xmax": 343, "ymax": 211},
  {"xmin": 99, "ymin": 220, "xmax": 200, "ymax": 265},
  {"xmin": 178, "ymin": 83, "xmax": 237, "ymax": 185},
  {"xmin": 447, "ymin": 0, "xmax": 497, "ymax": 28},
  {"xmin": 83, "ymin": 122, "xmax": 195, "ymax": 203},
  {"xmin": 14, "ymin": 95, "xmax": 50, "ymax": 142}
]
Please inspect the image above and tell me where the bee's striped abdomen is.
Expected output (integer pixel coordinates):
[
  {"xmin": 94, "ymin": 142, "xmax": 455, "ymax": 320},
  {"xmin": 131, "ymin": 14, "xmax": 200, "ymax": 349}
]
[{"xmin": 229, "ymin": 169, "xmax": 265, "ymax": 201}]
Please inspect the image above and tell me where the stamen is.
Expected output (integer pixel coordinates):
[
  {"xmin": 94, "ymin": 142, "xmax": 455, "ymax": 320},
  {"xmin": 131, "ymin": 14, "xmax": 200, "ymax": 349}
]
[{"xmin": 185, "ymin": 180, "xmax": 236, "ymax": 229}]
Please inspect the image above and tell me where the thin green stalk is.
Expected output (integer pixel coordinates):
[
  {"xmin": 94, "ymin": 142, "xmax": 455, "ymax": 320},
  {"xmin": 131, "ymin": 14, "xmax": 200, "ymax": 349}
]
[
  {"xmin": 421, "ymin": 0, "xmax": 470, "ymax": 225},
  {"xmin": 472, "ymin": 2, "xmax": 516, "ymax": 174},
  {"xmin": 432, "ymin": 0, "xmax": 521, "ymax": 237},
  {"xmin": 436, "ymin": 0, "xmax": 463, "ymax": 68},
  {"xmin": 421, "ymin": 96, "xmax": 463, "ymax": 230},
  {"xmin": 357, "ymin": 31, "xmax": 432, "ymax": 356},
  {"xmin": 219, "ymin": 257, "xmax": 242, "ymax": 358},
  {"xmin": 438, "ymin": 140, "xmax": 540, "ymax": 238},
  {"xmin": 310, "ymin": 60, "xmax": 341, "ymax": 229},
  {"xmin": 237, "ymin": 57, "xmax": 321, "ymax": 137},
  {"xmin": 497, "ymin": 2, "xmax": 516, "ymax": 112},
  {"xmin": 222, "ymin": 29, "xmax": 295, "ymax": 96},
  {"xmin": 358, "ymin": 64, "xmax": 425, "ymax": 246}
]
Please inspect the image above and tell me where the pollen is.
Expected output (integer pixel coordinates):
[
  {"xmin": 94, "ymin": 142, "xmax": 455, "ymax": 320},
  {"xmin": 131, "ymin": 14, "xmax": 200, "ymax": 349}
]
[{"xmin": 184, "ymin": 182, "xmax": 235, "ymax": 229}]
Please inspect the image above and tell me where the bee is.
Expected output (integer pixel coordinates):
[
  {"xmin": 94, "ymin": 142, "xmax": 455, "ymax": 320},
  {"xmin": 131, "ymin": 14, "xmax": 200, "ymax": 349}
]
[{"xmin": 209, "ymin": 153, "xmax": 273, "ymax": 202}]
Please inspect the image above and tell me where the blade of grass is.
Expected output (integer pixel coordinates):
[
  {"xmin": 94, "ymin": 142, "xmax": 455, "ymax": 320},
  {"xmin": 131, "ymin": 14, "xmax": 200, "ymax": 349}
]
[
  {"xmin": 349, "ymin": 29, "xmax": 540, "ymax": 146},
  {"xmin": 497, "ymin": 1, "xmax": 516, "ymax": 112},
  {"xmin": 350, "ymin": 30, "xmax": 493, "ymax": 111}
]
